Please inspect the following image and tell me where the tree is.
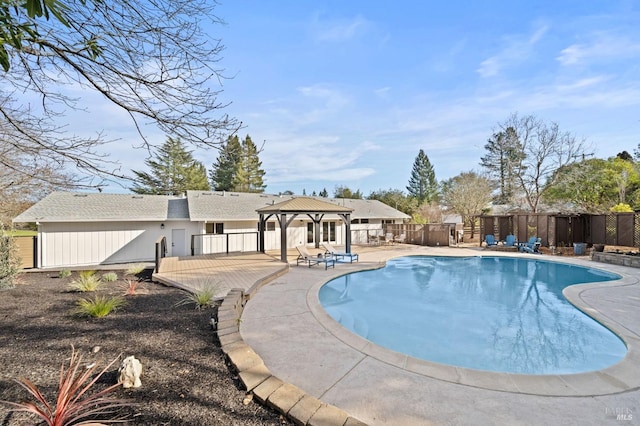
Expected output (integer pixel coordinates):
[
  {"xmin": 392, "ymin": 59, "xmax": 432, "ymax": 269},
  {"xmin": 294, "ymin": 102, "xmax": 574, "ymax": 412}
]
[
  {"xmin": 544, "ymin": 157, "xmax": 640, "ymax": 212},
  {"xmin": 210, "ymin": 135, "xmax": 243, "ymax": 191},
  {"xmin": 495, "ymin": 113, "xmax": 589, "ymax": 212},
  {"xmin": 367, "ymin": 188, "xmax": 417, "ymax": 216},
  {"xmin": 480, "ymin": 127, "xmax": 524, "ymax": 204},
  {"xmin": 1, "ymin": 0, "xmax": 238, "ymax": 188},
  {"xmin": 441, "ymin": 171, "xmax": 493, "ymax": 238},
  {"xmin": 406, "ymin": 149, "xmax": 438, "ymax": 204},
  {"xmin": 131, "ymin": 137, "xmax": 210, "ymax": 195},
  {"xmin": 0, "ymin": 137, "xmax": 75, "ymax": 226},
  {"xmin": 233, "ymin": 136, "xmax": 266, "ymax": 193},
  {"xmin": 333, "ymin": 185, "xmax": 363, "ymax": 199},
  {"xmin": 319, "ymin": 188, "xmax": 329, "ymax": 198},
  {"xmin": 0, "ymin": 226, "xmax": 21, "ymax": 289}
]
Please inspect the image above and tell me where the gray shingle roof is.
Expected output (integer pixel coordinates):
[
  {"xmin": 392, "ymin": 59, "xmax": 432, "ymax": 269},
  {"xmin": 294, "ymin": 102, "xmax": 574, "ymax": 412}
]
[
  {"xmin": 13, "ymin": 191, "xmax": 410, "ymax": 223},
  {"xmin": 13, "ymin": 192, "xmax": 189, "ymax": 222}
]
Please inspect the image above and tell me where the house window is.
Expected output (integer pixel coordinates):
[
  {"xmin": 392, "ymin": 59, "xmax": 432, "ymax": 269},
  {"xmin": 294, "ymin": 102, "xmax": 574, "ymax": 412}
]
[
  {"xmin": 351, "ymin": 219, "xmax": 360, "ymax": 224},
  {"xmin": 360, "ymin": 218, "xmax": 369, "ymax": 224},
  {"xmin": 206, "ymin": 223, "xmax": 224, "ymax": 234},
  {"xmin": 307, "ymin": 222, "xmax": 314, "ymax": 243},
  {"xmin": 382, "ymin": 219, "xmax": 393, "ymax": 225},
  {"xmin": 323, "ymin": 222, "xmax": 336, "ymax": 242},
  {"xmin": 266, "ymin": 222, "xmax": 276, "ymax": 231}
]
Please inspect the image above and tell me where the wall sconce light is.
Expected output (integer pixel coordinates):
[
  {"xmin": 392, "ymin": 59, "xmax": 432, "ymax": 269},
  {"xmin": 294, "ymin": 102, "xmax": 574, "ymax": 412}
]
[{"xmin": 160, "ymin": 223, "xmax": 165, "ymax": 229}]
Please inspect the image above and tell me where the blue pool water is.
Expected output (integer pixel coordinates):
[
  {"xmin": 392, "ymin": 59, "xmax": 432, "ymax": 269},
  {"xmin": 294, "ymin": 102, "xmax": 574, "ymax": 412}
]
[{"xmin": 319, "ymin": 256, "xmax": 627, "ymax": 375}]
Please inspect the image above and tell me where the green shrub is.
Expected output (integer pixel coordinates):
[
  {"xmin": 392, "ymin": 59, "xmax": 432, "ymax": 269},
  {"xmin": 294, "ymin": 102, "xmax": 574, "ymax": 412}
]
[
  {"xmin": 0, "ymin": 229, "xmax": 21, "ymax": 289},
  {"xmin": 101, "ymin": 272, "xmax": 118, "ymax": 282},
  {"xmin": 58, "ymin": 269, "xmax": 72, "ymax": 279},
  {"xmin": 68, "ymin": 274, "xmax": 102, "ymax": 292},
  {"xmin": 2, "ymin": 346, "xmax": 130, "ymax": 423},
  {"xmin": 78, "ymin": 270, "xmax": 96, "ymax": 279},
  {"xmin": 73, "ymin": 295, "xmax": 126, "ymax": 318},
  {"xmin": 125, "ymin": 263, "xmax": 146, "ymax": 277},
  {"xmin": 174, "ymin": 282, "xmax": 219, "ymax": 310}
]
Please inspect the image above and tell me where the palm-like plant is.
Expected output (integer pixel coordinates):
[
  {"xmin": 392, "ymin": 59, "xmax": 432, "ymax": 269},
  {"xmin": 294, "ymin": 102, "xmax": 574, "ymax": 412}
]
[{"xmin": 1, "ymin": 346, "xmax": 130, "ymax": 425}]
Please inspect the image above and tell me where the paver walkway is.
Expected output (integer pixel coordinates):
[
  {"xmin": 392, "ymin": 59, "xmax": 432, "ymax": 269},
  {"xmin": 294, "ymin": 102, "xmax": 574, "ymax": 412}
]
[{"xmin": 241, "ymin": 246, "xmax": 640, "ymax": 425}]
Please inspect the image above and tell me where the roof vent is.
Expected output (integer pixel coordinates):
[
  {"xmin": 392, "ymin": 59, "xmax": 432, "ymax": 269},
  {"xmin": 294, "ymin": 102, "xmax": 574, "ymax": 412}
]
[
  {"xmin": 74, "ymin": 194, "xmax": 88, "ymax": 197},
  {"xmin": 132, "ymin": 195, "xmax": 143, "ymax": 199}
]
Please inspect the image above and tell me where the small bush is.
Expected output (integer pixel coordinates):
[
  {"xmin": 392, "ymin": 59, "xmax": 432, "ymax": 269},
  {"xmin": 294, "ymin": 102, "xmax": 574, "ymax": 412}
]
[
  {"xmin": 122, "ymin": 279, "xmax": 142, "ymax": 296},
  {"xmin": 1, "ymin": 346, "xmax": 130, "ymax": 424},
  {"xmin": 68, "ymin": 274, "xmax": 102, "ymax": 292},
  {"xmin": 125, "ymin": 263, "xmax": 146, "ymax": 277},
  {"xmin": 0, "ymin": 228, "xmax": 21, "ymax": 289},
  {"xmin": 101, "ymin": 272, "xmax": 118, "ymax": 282},
  {"xmin": 73, "ymin": 295, "xmax": 126, "ymax": 318},
  {"xmin": 58, "ymin": 269, "xmax": 72, "ymax": 279},
  {"xmin": 175, "ymin": 283, "xmax": 219, "ymax": 310},
  {"xmin": 78, "ymin": 270, "xmax": 96, "ymax": 279}
]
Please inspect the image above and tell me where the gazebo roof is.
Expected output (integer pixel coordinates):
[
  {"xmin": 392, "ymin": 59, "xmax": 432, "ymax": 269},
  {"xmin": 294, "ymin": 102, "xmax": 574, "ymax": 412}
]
[{"xmin": 256, "ymin": 197, "xmax": 353, "ymax": 214}]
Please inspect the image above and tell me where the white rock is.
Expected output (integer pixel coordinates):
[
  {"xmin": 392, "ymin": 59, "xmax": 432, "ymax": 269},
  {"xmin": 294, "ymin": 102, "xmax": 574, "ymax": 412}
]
[{"xmin": 118, "ymin": 355, "xmax": 142, "ymax": 388}]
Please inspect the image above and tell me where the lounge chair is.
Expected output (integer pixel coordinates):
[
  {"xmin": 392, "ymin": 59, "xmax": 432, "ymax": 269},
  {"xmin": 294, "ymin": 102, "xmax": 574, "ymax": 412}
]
[
  {"xmin": 385, "ymin": 232, "xmax": 394, "ymax": 245},
  {"xmin": 321, "ymin": 242, "xmax": 359, "ymax": 263},
  {"xmin": 296, "ymin": 245, "xmax": 335, "ymax": 269},
  {"xmin": 518, "ymin": 237, "xmax": 541, "ymax": 253},
  {"xmin": 504, "ymin": 235, "xmax": 516, "ymax": 246},
  {"xmin": 485, "ymin": 234, "xmax": 498, "ymax": 247}
]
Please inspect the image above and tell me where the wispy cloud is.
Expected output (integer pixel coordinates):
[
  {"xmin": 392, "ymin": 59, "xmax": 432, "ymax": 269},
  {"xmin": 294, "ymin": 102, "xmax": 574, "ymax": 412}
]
[
  {"xmin": 311, "ymin": 14, "xmax": 371, "ymax": 42},
  {"xmin": 557, "ymin": 33, "xmax": 640, "ymax": 66},
  {"xmin": 477, "ymin": 23, "xmax": 550, "ymax": 78}
]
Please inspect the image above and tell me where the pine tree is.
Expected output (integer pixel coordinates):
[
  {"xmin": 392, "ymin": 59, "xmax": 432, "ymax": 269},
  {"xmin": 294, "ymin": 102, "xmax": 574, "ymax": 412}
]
[
  {"xmin": 480, "ymin": 127, "xmax": 524, "ymax": 204},
  {"xmin": 406, "ymin": 149, "xmax": 438, "ymax": 204},
  {"xmin": 210, "ymin": 135, "xmax": 242, "ymax": 191},
  {"xmin": 319, "ymin": 188, "xmax": 328, "ymax": 197},
  {"xmin": 131, "ymin": 137, "xmax": 210, "ymax": 195},
  {"xmin": 232, "ymin": 135, "xmax": 266, "ymax": 193}
]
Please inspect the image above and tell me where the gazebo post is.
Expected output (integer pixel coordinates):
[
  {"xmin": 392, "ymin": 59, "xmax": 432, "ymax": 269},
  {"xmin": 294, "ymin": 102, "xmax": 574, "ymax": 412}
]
[{"xmin": 280, "ymin": 213, "xmax": 287, "ymax": 262}]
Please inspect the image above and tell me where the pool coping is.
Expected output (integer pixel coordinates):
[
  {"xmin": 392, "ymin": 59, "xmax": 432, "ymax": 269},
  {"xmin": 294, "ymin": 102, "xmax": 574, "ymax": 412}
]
[{"xmin": 306, "ymin": 251, "xmax": 640, "ymax": 397}]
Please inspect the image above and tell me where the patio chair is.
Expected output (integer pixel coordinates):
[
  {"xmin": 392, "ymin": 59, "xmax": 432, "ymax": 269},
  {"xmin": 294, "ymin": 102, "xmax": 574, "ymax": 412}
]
[
  {"xmin": 518, "ymin": 237, "xmax": 541, "ymax": 253},
  {"xmin": 504, "ymin": 235, "xmax": 516, "ymax": 246},
  {"xmin": 485, "ymin": 234, "xmax": 498, "ymax": 247},
  {"xmin": 385, "ymin": 232, "xmax": 394, "ymax": 245},
  {"xmin": 296, "ymin": 245, "xmax": 335, "ymax": 269},
  {"xmin": 393, "ymin": 233, "xmax": 406, "ymax": 244},
  {"xmin": 321, "ymin": 242, "xmax": 359, "ymax": 263}
]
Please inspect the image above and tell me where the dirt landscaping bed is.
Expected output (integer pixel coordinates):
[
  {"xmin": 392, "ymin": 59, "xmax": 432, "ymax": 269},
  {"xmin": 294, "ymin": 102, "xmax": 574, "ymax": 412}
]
[{"xmin": 0, "ymin": 270, "xmax": 289, "ymax": 425}]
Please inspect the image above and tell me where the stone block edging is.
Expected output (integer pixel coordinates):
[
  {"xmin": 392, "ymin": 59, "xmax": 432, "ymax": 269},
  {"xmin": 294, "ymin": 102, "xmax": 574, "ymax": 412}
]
[{"xmin": 216, "ymin": 288, "xmax": 367, "ymax": 426}]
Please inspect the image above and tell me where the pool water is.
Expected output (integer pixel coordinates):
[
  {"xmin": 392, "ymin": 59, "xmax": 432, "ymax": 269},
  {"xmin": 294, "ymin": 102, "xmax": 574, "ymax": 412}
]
[{"xmin": 319, "ymin": 256, "xmax": 627, "ymax": 375}]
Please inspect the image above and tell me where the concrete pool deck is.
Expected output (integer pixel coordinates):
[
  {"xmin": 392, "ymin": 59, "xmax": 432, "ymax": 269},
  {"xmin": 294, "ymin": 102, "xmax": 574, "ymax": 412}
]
[{"xmin": 240, "ymin": 245, "xmax": 640, "ymax": 425}]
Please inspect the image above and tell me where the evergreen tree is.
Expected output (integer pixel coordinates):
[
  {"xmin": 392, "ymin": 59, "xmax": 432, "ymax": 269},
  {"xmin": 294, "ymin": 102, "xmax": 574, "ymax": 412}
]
[
  {"xmin": 131, "ymin": 137, "xmax": 210, "ymax": 195},
  {"xmin": 319, "ymin": 188, "xmax": 329, "ymax": 197},
  {"xmin": 334, "ymin": 185, "xmax": 363, "ymax": 199},
  {"xmin": 406, "ymin": 149, "xmax": 438, "ymax": 204},
  {"xmin": 210, "ymin": 135, "xmax": 242, "ymax": 191},
  {"xmin": 232, "ymin": 135, "xmax": 266, "ymax": 193},
  {"xmin": 480, "ymin": 127, "xmax": 524, "ymax": 204}
]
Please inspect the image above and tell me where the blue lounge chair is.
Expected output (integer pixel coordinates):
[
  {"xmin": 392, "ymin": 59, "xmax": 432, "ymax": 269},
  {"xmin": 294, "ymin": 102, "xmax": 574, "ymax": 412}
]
[
  {"xmin": 519, "ymin": 237, "xmax": 541, "ymax": 253},
  {"xmin": 322, "ymin": 242, "xmax": 359, "ymax": 263},
  {"xmin": 485, "ymin": 234, "xmax": 498, "ymax": 247},
  {"xmin": 296, "ymin": 245, "xmax": 336, "ymax": 269},
  {"xmin": 505, "ymin": 235, "xmax": 516, "ymax": 246}
]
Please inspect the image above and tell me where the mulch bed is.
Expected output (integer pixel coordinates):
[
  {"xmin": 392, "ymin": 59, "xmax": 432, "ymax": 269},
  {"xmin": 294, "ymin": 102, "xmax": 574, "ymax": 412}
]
[{"xmin": 0, "ymin": 270, "xmax": 289, "ymax": 425}]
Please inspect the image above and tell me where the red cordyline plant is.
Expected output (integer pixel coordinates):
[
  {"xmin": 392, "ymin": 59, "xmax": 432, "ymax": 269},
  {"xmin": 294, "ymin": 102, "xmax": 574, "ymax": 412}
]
[{"xmin": 1, "ymin": 346, "xmax": 131, "ymax": 425}]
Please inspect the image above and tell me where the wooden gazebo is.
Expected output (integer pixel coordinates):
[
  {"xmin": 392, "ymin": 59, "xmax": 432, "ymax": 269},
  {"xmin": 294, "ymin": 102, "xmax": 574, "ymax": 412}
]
[{"xmin": 256, "ymin": 197, "xmax": 354, "ymax": 262}]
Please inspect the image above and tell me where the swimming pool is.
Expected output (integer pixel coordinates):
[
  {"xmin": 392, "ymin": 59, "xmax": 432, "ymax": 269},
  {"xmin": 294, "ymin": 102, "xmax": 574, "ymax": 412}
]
[{"xmin": 319, "ymin": 256, "xmax": 627, "ymax": 375}]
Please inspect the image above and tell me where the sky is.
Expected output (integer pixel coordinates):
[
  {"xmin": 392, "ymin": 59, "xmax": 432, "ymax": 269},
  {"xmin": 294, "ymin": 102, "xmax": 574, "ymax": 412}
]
[{"xmin": 83, "ymin": 1, "xmax": 640, "ymax": 195}]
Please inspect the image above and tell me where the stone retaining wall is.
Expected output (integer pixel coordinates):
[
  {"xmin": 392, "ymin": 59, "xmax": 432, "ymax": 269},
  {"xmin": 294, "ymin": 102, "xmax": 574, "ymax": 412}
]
[
  {"xmin": 216, "ymin": 288, "xmax": 367, "ymax": 426},
  {"xmin": 592, "ymin": 252, "xmax": 640, "ymax": 268}
]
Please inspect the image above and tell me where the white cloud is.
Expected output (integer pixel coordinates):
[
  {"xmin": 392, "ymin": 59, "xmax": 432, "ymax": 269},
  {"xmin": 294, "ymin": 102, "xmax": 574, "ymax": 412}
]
[
  {"xmin": 312, "ymin": 14, "xmax": 371, "ymax": 42},
  {"xmin": 477, "ymin": 23, "xmax": 549, "ymax": 77},
  {"xmin": 557, "ymin": 33, "xmax": 640, "ymax": 66}
]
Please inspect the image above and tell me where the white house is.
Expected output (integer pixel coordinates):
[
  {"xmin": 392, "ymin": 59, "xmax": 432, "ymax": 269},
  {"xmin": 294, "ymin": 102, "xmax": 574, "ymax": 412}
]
[{"xmin": 13, "ymin": 191, "xmax": 410, "ymax": 269}]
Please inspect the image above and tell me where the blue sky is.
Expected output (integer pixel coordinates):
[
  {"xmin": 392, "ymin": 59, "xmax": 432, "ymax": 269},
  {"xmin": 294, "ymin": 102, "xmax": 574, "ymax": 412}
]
[{"xmin": 101, "ymin": 1, "xmax": 640, "ymax": 195}]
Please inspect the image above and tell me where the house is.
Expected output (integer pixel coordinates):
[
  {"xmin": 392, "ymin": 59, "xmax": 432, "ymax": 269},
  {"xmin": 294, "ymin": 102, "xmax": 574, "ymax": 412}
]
[{"xmin": 13, "ymin": 191, "xmax": 410, "ymax": 269}]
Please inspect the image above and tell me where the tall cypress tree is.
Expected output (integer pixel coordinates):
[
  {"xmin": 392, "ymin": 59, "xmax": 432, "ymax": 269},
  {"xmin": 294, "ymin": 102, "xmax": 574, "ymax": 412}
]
[
  {"xmin": 480, "ymin": 126, "xmax": 524, "ymax": 204},
  {"xmin": 233, "ymin": 135, "xmax": 266, "ymax": 193},
  {"xmin": 406, "ymin": 149, "xmax": 438, "ymax": 204},
  {"xmin": 131, "ymin": 136, "xmax": 210, "ymax": 195},
  {"xmin": 209, "ymin": 135, "xmax": 242, "ymax": 191}
]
